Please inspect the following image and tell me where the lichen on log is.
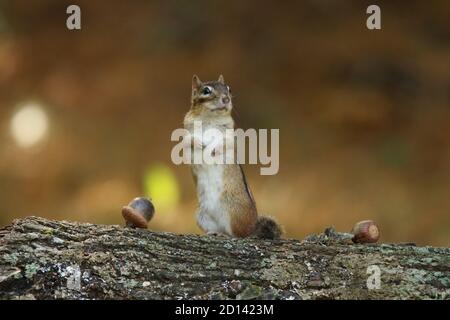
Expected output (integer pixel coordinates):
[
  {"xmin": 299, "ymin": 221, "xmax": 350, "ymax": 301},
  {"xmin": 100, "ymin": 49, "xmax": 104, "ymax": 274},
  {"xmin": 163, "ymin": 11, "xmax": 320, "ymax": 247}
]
[{"xmin": 0, "ymin": 217, "xmax": 449, "ymax": 300}]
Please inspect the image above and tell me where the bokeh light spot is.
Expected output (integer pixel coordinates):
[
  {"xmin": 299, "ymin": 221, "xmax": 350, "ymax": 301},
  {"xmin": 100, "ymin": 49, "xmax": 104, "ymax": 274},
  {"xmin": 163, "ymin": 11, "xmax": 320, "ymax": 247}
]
[
  {"xmin": 143, "ymin": 164, "xmax": 180, "ymax": 212},
  {"xmin": 10, "ymin": 102, "xmax": 49, "ymax": 148}
]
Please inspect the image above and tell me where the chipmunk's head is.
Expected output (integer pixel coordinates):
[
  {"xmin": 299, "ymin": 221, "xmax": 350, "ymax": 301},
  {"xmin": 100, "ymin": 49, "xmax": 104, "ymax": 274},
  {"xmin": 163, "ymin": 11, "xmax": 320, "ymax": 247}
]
[{"xmin": 191, "ymin": 75, "xmax": 232, "ymax": 115}]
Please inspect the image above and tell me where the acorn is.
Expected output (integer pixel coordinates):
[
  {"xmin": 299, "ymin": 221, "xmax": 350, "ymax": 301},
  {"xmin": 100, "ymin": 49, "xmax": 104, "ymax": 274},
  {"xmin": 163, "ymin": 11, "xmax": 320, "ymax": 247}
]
[
  {"xmin": 122, "ymin": 197, "xmax": 155, "ymax": 229},
  {"xmin": 351, "ymin": 220, "xmax": 380, "ymax": 244}
]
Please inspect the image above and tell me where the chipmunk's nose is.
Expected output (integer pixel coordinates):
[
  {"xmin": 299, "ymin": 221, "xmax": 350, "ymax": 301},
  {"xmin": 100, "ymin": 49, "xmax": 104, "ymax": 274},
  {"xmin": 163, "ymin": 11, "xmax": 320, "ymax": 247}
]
[{"xmin": 222, "ymin": 96, "xmax": 230, "ymax": 104}]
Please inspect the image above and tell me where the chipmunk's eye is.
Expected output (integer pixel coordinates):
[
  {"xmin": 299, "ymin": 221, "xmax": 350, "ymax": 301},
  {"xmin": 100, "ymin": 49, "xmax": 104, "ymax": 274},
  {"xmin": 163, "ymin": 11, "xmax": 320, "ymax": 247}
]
[{"xmin": 201, "ymin": 86, "xmax": 212, "ymax": 95}]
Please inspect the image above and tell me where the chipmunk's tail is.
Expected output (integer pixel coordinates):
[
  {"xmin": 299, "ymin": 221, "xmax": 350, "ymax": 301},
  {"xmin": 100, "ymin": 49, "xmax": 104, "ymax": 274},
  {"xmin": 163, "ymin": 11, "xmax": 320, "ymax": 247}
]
[{"xmin": 252, "ymin": 216, "xmax": 283, "ymax": 240}]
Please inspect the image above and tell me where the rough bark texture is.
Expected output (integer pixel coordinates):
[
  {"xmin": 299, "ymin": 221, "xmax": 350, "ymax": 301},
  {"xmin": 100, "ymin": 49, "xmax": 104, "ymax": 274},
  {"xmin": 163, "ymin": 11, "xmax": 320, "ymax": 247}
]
[{"xmin": 0, "ymin": 216, "xmax": 449, "ymax": 300}]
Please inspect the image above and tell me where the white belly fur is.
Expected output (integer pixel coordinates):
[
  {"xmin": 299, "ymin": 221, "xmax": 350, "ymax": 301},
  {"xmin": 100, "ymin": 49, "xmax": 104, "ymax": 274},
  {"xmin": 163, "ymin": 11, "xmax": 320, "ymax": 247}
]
[{"xmin": 193, "ymin": 163, "xmax": 230, "ymax": 234}]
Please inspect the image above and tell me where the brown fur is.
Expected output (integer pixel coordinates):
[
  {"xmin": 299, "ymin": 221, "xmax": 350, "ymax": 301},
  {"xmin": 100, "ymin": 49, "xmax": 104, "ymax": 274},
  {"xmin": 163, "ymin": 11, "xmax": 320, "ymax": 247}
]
[
  {"xmin": 253, "ymin": 216, "xmax": 283, "ymax": 239},
  {"xmin": 223, "ymin": 164, "xmax": 258, "ymax": 237}
]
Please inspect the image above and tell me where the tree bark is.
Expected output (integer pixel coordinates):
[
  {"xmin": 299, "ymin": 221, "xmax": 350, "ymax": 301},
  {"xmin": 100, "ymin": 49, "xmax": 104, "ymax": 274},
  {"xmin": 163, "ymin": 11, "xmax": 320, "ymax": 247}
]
[{"xmin": 0, "ymin": 216, "xmax": 448, "ymax": 300}]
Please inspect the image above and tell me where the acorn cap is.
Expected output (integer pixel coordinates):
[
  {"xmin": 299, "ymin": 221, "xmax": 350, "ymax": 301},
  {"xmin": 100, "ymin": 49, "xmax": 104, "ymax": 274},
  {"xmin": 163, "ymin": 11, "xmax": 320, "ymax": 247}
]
[
  {"xmin": 351, "ymin": 220, "xmax": 380, "ymax": 244},
  {"xmin": 122, "ymin": 206, "xmax": 148, "ymax": 229}
]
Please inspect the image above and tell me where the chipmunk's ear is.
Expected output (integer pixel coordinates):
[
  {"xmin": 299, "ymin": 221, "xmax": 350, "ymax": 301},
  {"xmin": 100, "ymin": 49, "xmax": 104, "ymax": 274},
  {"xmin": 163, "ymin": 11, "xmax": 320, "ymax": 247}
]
[
  {"xmin": 192, "ymin": 75, "xmax": 202, "ymax": 90},
  {"xmin": 218, "ymin": 74, "xmax": 225, "ymax": 84}
]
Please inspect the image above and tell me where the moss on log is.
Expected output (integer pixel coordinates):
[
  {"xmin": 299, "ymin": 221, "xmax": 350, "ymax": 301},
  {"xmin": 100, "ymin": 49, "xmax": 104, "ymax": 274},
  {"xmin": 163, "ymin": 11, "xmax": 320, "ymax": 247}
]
[{"xmin": 0, "ymin": 216, "xmax": 449, "ymax": 300}]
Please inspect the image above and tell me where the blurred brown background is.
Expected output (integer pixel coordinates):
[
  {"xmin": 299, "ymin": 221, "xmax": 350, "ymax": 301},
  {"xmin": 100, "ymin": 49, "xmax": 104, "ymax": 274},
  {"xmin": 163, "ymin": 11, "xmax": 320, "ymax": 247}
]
[{"xmin": 0, "ymin": 1, "xmax": 449, "ymax": 246}]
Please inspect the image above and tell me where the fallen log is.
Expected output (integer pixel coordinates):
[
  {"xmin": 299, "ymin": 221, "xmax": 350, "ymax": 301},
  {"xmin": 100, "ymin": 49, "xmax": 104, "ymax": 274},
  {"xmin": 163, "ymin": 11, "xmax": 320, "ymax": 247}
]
[{"xmin": 0, "ymin": 216, "xmax": 448, "ymax": 299}]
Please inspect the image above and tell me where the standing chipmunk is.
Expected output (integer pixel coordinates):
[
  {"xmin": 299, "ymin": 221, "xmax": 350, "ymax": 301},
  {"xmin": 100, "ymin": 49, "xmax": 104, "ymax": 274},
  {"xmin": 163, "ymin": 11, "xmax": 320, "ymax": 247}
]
[{"xmin": 183, "ymin": 75, "xmax": 282, "ymax": 239}]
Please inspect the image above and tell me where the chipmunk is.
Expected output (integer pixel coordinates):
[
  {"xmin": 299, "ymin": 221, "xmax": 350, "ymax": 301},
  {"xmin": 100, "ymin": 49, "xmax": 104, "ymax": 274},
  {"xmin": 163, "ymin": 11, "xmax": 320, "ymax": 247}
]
[{"xmin": 183, "ymin": 75, "xmax": 283, "ymax": 239}]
